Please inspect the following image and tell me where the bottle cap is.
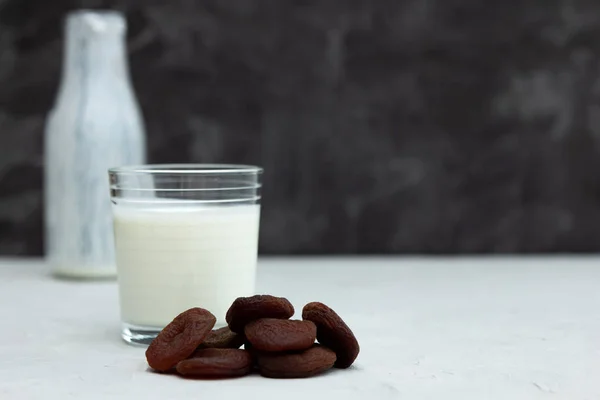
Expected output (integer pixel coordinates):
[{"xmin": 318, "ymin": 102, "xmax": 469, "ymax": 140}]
[{"xmin": 66, "ymin": 10, "xmax": 126, "ymax": 36}]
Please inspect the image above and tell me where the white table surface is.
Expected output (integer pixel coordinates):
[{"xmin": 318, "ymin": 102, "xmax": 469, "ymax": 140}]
[{"xmin": 1, "ymin": 256, "xmax": 599, "ymax": 400}]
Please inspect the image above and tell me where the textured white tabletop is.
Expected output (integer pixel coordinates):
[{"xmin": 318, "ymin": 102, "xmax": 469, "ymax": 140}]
[{"xmin": 0, "ymin": 257, "xmax": 598, "ymax": 399}]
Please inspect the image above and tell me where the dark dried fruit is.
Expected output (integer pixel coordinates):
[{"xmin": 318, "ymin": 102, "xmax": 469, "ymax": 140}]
[
  {"xmin": 302, "ymin": 302, "xmax": 359, "ymax": 368},
  {"xmin": 245, "ymin": 318, "xmax": 316, "ymax": 352},
  {"xmin": 197, "ymin": 326, "xmax": 245, "ymax": 350},
  {"xmin": 257, "ymin": 345, "xmax": 336, "ymax": 378},
  {"xmin": 176, "ymin": 348, "xmax": 253, "ymax": 378},
  {"xmin": 226, "ymin": 295, "xmax": 294, "ymax": 333},
  {"xmin": 146, "ymin": 308, "xmax": 216, "ymax": 371}
]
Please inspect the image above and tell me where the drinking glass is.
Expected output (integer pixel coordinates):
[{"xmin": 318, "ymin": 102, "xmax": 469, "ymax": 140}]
[{"xmin": 108, "ymin": 164, "xmax": 262, "ymax": 345}]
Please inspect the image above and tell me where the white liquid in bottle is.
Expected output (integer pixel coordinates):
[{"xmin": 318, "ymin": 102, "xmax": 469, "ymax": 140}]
[{"xmin": 44, "ymin": 11, "xmax": 146, "ymax": 278}]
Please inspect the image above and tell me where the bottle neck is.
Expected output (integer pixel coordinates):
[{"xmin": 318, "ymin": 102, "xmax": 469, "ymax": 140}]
[{"xmin": 60, "ymin": 29, "xmax": 130, "ymax": 89}]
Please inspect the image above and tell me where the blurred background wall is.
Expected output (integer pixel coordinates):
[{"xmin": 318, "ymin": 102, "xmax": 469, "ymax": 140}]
[{"xmin": 1, "ymin": 0, "xmax": 600, "ymax": 255}]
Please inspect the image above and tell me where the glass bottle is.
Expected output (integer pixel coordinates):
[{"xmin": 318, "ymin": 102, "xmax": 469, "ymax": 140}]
[{"xmin": 44, "ymin": 10, "xmax": 146, "ymax": 278}]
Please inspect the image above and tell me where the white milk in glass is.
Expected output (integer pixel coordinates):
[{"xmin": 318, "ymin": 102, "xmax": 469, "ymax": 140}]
[{"xmin": 112, "ymin": 204, "xmax": 260, "ymax": 327}]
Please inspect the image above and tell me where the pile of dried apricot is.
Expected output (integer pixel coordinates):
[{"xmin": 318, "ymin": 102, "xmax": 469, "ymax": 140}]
[{"xmin": 145, "ymin": 295, "xmax": 360, "ymax": 379}]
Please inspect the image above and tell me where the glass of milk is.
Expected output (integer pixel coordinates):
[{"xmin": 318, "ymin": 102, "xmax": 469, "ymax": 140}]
[{"xmin": 108, "ymin": 164, "xmax": 262, "ymax": 345}]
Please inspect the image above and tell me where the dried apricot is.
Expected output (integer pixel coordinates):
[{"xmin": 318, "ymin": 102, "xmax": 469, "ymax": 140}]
[
  {"xmin": 226, "ymin": 295, "xmax": 294, "ymax": 333},
  {"xmin": 145, "ymin": 308, "xmax": 216, "ymax": 371},
  {"xmin": 302, "ymin": 302, "xmax": 359, "ymax": 368},
  {"xmin": 176, "ymin": 348, "xmax": 253, "ymax": 378},
  {"xmin": 257, "ymin": 345, "xmax": 336, "ymax": 378},
  {"xmin": 245, "ymin": 318, "xmax": 316, "ymax": 352},
  {"xmin": 197, "ymin": 326, "xmax": 245, "ymax": 350}
]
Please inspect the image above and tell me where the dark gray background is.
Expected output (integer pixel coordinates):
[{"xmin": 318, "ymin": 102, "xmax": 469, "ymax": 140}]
[{"xmin": 1, "ymin": 0, "xmax": 600, "ymax": 255}]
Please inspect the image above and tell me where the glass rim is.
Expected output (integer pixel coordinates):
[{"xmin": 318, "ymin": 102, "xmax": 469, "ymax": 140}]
[{"xmin": 109, "ymin": 164, "xmax": 263, "ymax": 175}]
